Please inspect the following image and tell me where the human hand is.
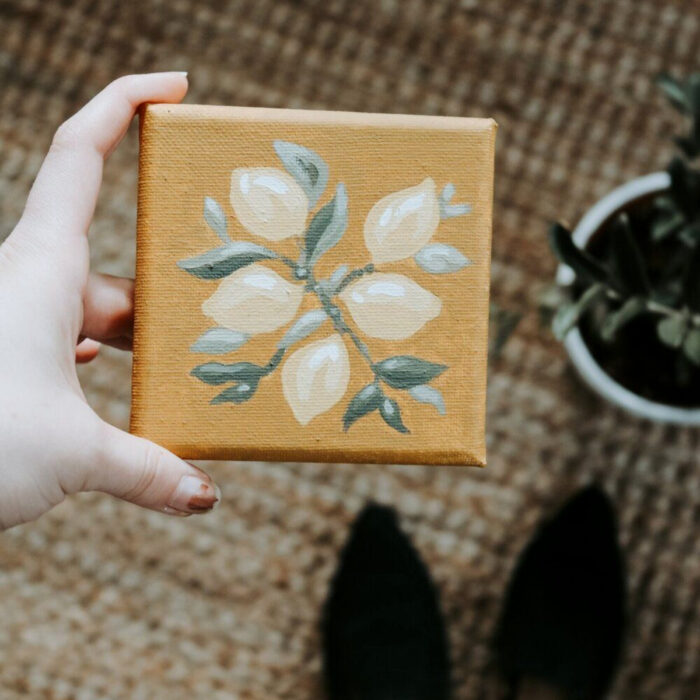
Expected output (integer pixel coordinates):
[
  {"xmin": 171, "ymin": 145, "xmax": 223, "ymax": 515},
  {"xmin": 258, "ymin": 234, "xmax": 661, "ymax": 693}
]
[{"xmin": 0, "ymin": 73, "xmax": 220, "ymax": 529}]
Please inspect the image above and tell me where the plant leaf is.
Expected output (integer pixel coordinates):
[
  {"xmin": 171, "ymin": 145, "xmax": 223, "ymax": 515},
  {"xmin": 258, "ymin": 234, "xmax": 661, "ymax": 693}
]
[
  {"xmin": 414, "ymin": 243, "xmax": 470, "ymax": 274},
  {"xmin": 177, "ymin": 242, "xmax": 277, "ymax": 279},
  {"xmin": 373, "ymin": 356, "xmax": 448, "ymax": 389},
  {"xmin": 548, "ymin": 223, "xmax": 609, "ymax": 284},
  {"xmin": 657, "ymin": 313, "xmax": 688, "ymax": 349},
  {"xmin": 211, "ymin": 380, "xmax": 259, "ymax": 404},
  {"xmin": 609, "ymin": 214, "xmax": 650, "ymax": 295},
  {"xmin": 191, "ymin": 362, "xmax": 263, "ymax": 385},
  {"xmin": 190, "ymin": 328, "xmax": 249, "ymax": 354},
  {"xmin": 682, "ymin": 328, "xmax": 700, "ymax": 365},
  {"xmin": 552, "ymin": 283, "xmax": 606, "ymax": 340},
  {"xmin": 409, "ymin": 384, "xmax": 446, "ymax": 415},
  {"xmin": 305, "ymin": 184, "xmax": 348, "ymax": 265},
  {"xmin": 657, "ymin": 73, "xmax": 690, "ymax": 113},
  {"xmin": 684, "ymin": 245, "xmax": 700, "ymax": 312},
  {"xmin": 343, "ymin": 383, "xmax": 382, "ymax": 431},
  {"xmin": 203, "ymin": 196, "xmax": 229, "ymax": 243},
  {"xmin": 277, "ymin": 309, "xmax": 328, "ymax": 349},
  {"xmin": 600, "ymin": 297, "xmax": 646, "ymax": 342},
  {"xmin": 379, "ymin": 397, "xmax": 409, "ymax": 433},
  {"xmin": 273, "ymin": 140, "xmax": 329, "ymax": 209},
  {"xmin": 651, "ymin": 210, "xmax": 684, "ymax": 242}
]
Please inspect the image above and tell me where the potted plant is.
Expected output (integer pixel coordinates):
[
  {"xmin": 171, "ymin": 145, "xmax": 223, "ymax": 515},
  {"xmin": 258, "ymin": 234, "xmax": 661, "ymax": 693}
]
[{"xmin": 549, "ymin": 74, "xmax": 700, "ymax": 424}]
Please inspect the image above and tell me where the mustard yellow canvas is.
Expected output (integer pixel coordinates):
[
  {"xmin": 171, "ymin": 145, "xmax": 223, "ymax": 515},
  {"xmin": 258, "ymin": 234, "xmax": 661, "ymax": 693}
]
[{"xmin": 131, "ymin": 104, "xmax": 496, "ymax": 465}]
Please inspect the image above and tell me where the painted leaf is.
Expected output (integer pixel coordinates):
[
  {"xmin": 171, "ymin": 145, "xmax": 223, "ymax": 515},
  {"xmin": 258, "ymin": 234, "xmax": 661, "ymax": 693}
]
[
  {"xmin": 305, "ymin": 184, "xmax": 348, "ymax": 265},
  {"xmin": 374, "ymin": 355, "xmax": 448, "ymax": 389},
  {"xmin": 230, "ymin": 167, "xmax": 308, "ymax": 240},
  {"xmin": 277, "ymin": 309, "xmax": 328, "ymax": 349},
  {"xmin": 203, "ymin": 196, "xmax": 229, "ymax": 243},
  {"xmin": 339, "ymin": 273, "xmax": 441, "ymax": 340},
  {"xmin": 282, "ymin": 334, "xmax": 350, "ymax": 425},
  {"xmin": 657, "ymin": 313, "xmax": 688, "ymax": 349},
  {"xmin": 682, "ymin": 328, "xmax": 700, "ymax": 365},
  {"xmin": 438, "ymin": 182, "xmax": 471, "ymax": 219},
  {"xmin": 202, "ymin": 264, "xmax": 304, "ymax": 334},
  {"xmin": 319, "ymin": 264, "xmax": 349, "ymax": 296},
  {"xmin": 364, "ymin": 178, "xmax": 440, "ymax": 263},
  {"xmin": 343, "ymin": 383, "xmax": 382, "ymax": 431},
  {"xmin": 211, "ymin": 380, "xmax": 259, "ymax": 404},
  {"xmin": 191, "ymin": 361, "xmax": 263, "ymax": 385},
  {"xmin": 177, "ymin": 242, "xmax": 277, "ymax": 279},
  {"xmin": 190, "ymin": 328, "xmax": 249, "ymax": 354},
  {"xmin": 414, "ymin": 243, "xmax": 470, "ymax": 274},
  {"xmin": 409, "ymin": 384, "xmax": 446, "ymax": 415},
  {"xmin": 273, "ymin": 140, "xmax": 329, "ymax": 209},
  {"xmin": 379, "ymin": 397, "xmax": 409, "ymax": 434}
]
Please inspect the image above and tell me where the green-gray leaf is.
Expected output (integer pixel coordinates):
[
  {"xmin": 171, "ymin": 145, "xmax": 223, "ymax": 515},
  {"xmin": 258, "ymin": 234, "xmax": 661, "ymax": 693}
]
[
  {"xmin": 414, "ymin": 244, "xmax": 470, "ymax": 274},
  {"xmin": 273, "ymin": 140, "xmax": 329, "ymax": 209},
  {"xmin": 379, "ymin": 397, "xmax": 409, "ymax": 434},
  {"xmin": 600, "ymin": 297, "xmax": 646, "ymax": 342},
  {"xmin": 610, "ymin": 214, "xmax": 650, "ymax": 295},
  {"xmin": 277, "ymin": 309, "xmax": 328, "ymax": 349},
  {"xmin": 191, "ymin": 362, "xmax": 263, "ymax": 385},
  {"xmin": 305, "ymin": 184, "xmax": 348, "ymax": 265},
  {"xmin": 438, "ymin": 182, "xmax": 471, "ymax": 219},
  {"xmin": 373, "ymin": 356, "xmax": 448, "ymax": 389},
  {"xmin": 657, "ymin": 313, "xmax": 688, "ymax": 349},
  {"xmin": 203, "ymin": 196, "xmax": 229, "ymax": 243},
  {"xmin": 657, "ymin": 73, "xmax": 689, "ymax": 113},
  {"xmin": 552, "ymin": 283, "xmax": 606, "ymax": 340},
  {"xmin": 190, "ymin": 328, "xmax": 249, "ymax": 354},
  {"xmin": 409, "ymin": 384, "xmax": 446, "ymax": 415},
  {"xmin": 682, "ymin": 327, "xmax": 700, "ymax": 365},
  {"xmin": 549, "ymin": 223, "xmax": 609, "ymax": 284},
  {"xmin": 177, "ymin": 242, "xmax": 277, "ymax": 279},
  {"xmin": 211, "ymin": 380, "xmax": 259, "ymax": 404},
  {"xmin": 343, "ymin": 383, "xmax": 382, "ymax": 431}
]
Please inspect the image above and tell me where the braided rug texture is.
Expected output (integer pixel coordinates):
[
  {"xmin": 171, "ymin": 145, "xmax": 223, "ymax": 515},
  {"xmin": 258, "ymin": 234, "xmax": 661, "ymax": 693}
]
[{"xmin": 1, "ymin": 1, "xmax": 700, "ymax": 697}]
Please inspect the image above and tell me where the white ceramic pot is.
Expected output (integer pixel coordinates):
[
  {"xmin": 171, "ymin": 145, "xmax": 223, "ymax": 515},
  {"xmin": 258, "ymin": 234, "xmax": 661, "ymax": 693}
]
[{"xmin": 556, "ymin": 171, "xmax": 700, "ymax": 425}]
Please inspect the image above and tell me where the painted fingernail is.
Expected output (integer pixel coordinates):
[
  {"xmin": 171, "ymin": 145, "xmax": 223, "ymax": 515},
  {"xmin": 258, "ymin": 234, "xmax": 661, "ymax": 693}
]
[{"xmin": 168, "ymin": 475, "xmax": 219, "ymax": 514}]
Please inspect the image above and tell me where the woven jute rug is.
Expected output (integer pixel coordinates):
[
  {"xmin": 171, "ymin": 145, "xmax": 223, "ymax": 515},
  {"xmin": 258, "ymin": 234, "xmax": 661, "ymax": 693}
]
[{"xmin": 2, "ymin": 0, "xmax": 700, "ymax": 697}]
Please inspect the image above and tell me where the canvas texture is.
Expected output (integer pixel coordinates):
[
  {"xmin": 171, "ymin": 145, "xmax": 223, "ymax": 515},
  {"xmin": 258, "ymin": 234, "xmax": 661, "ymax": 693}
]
[{"xmin": 132, "ymin": 105, "xmax": 496, "ymax": 465}]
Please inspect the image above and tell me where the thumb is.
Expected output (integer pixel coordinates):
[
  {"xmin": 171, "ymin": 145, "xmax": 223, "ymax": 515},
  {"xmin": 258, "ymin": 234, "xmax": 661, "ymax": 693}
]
[{"xmin": 86, "ymin": 423, "xmax": 220, "ymax": 516}]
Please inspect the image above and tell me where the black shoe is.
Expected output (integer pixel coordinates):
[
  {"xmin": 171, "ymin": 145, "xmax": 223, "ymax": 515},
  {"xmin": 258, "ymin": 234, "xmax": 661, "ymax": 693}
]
[
  {"xmin": 494, "ymin": 486, "xmax": 625, "ymax": 700},
  {"xmin": 322, "ymin": 503, "xmax": 450, "ymax": 700}
]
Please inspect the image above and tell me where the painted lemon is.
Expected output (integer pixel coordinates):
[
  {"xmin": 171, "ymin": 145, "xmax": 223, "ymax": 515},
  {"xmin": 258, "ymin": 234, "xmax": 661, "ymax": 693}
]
[
  {"xmin": 339, "ymin": 272, "xmax": 441, "ymax": 340},
  {"xmin": 282, "ymin": 334, "xmax": 350, "ymax": 425},
  {"xmin": 230, "ymin": 167, "xmax": 308, "ymax": 240},
  {"xmin": 363, "ymin": 177, "xmax": 440, "ymax": 263},
  {"xmin": 202, "ymin": 263, "xmax": 304, "ymax": 334}
]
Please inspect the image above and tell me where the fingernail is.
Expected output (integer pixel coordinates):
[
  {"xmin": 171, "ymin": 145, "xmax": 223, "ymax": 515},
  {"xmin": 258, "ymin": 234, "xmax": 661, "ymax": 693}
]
[
  {"xmin": 176, "ymin": 71, "xmax": 188, "ymax": 77},
  {"xmin": 162, "ymin": 506, "xmax": 191, "ymax": 518},
  {"xmin": 168, "ymin": 474, "xmax": 219, "ymax": 514}
]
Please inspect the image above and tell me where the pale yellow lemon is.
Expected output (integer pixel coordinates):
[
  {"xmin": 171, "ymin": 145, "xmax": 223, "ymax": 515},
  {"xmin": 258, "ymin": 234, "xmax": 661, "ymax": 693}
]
[
  {"xmin": 282, "ymin": 334, "xmax": 350, "ymax": 425},
  {"xmin": 363, "ymin": 178, "xmax": 440, "ymax": 263},
  {"xmin": 202, "ymin": 263, "xmax": 304, "ymax": 334},
  {"xmin": 339, "ymin": 272, "xmax": 441, "ymax": 340},
  {"xmin": 230, "ymin": 167, "xmax": 308, "ymax": 240}
]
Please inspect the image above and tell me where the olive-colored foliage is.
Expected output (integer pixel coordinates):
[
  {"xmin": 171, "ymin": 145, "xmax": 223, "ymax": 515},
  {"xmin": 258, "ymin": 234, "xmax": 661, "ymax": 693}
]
[{"xmin": 550, "ymin": 74, "xmax": 700, "ymax": 370}]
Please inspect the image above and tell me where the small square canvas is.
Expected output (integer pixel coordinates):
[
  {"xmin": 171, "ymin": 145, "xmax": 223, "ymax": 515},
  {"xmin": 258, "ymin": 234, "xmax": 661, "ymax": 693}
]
[{"xmin": 131, "ymin": 104, "xmax": 496, "ymax": 466}]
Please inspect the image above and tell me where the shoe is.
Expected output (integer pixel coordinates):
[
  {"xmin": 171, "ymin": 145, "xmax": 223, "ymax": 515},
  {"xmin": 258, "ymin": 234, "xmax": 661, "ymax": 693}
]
[
  {"xmin": 322, "ymin": 503, "xmax": 450, "ymax": 700},
  {"xmin": 494, "ymin": 486, "xmax": 625, "ymax": 700}
]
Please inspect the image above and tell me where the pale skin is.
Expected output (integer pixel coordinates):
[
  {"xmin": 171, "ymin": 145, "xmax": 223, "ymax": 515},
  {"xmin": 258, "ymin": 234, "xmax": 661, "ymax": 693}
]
[{"xmin": 0, "ymin": 73, "xmax": 220, "ymax": 530}]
